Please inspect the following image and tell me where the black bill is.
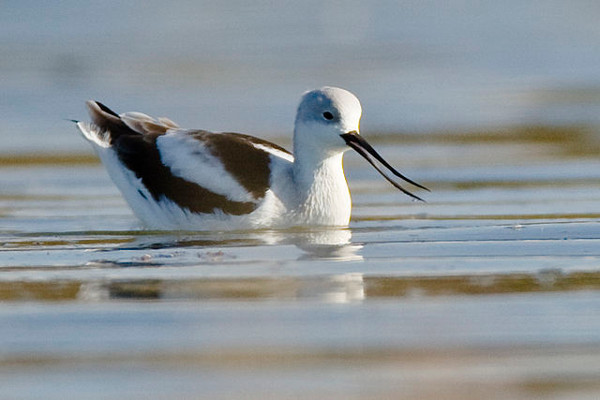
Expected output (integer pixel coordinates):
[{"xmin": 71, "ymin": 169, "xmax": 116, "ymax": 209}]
[{"xmin": 340, "ymin": 131, "xmax": 429, "ymax": 202}]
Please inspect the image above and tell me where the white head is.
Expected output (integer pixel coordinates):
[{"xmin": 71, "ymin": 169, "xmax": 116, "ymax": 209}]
[
  {"xmin": 293, "ymin": 86, "xmax": 429, "ymax": 201},
  {"xmin": 294, "ymin": 86, "xmax": 362, "ymax": 156}
]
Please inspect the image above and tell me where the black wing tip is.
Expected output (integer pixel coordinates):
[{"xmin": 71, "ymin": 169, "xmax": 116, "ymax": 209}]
[
  {"xmin": 84, "ymin": 99, "xmax": 136, "ymax": 140},
  {"xmin": 91, "ymin": 100, "xmax": 120, "ymax": 118}
]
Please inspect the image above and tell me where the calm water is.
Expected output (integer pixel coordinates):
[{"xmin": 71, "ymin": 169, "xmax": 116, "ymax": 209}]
[
  {"xmin": 1, "ymin": 131, "xmax": 600, "ymax": 399},
  {"xmin": 2, "ymin": 1, "xmax": 600, "ymax": 399}
]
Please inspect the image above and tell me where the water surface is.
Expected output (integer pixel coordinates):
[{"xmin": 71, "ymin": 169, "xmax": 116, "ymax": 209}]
[
  {"xmin": 1, "ymin": 127, "xmax": 600, "ymax": 399},
  {"xmin": 2, "ymin": 1, "xmax": 600, "ymax": 398}
]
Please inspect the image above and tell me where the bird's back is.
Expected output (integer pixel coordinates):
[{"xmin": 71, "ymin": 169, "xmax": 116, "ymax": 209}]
[{"xmin": 77, "ymin": 101, "xmax": 294, "ymax": 229}]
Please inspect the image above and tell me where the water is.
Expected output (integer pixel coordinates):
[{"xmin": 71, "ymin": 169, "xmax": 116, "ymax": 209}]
[
  {"xmin": 4, "ymin": 1, "xmax": 600, "ymax": 153},
  {"xmin": 2, "ymin": 1, "xmax": 600, "ymax": 399},
  {"xmin": 2, "ymin": 130, "xmax": 600, "ymax": 399}
]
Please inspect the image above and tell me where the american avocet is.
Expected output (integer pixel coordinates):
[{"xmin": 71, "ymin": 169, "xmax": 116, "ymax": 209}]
[{"xmin": 76, "ymin": 87, "xmax": 427, "ymax": 230}]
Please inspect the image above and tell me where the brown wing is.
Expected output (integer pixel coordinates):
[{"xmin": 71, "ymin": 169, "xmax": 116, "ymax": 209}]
[{"xmin": 84, "ymin": 101, "xmax": 291, "ymax": 216}]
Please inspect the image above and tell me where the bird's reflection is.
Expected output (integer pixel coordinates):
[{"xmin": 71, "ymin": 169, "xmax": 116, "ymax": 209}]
[
  {"xmin": 79, "ymin": 227, "xmax": 365, "ymax": 303},
  {"xmin": 101, "ymin": 226, "xmax": 363, "ymax": 262},
  {"xmin": 297, "ymin": 273, "xmax": 365, "ymax": 303},
  {"xmin": 79, "ymin": 272, "xmax": 365, "ymax": 303},
  {"xmin": 286, "ymin": 228, "xmax": 363, "ymax": 261}
]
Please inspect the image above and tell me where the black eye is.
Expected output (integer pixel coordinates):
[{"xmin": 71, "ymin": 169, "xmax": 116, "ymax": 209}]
[{"xmin": 322, "ymin": 111, "xmax": 334, "ymax": 120}]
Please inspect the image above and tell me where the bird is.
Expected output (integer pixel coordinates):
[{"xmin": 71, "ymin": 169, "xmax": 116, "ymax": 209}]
[{"xmin": 76, "ymin": 87, "xmax": 427, "ymax": 230}]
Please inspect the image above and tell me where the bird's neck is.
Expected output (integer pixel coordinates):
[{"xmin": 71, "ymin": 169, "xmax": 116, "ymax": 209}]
[{"xmin": 292, "ymin": 149, "xmax": 351, "ymax": 226}]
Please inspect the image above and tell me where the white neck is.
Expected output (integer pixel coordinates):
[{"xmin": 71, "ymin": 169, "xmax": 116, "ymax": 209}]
[{"xmin": 292, "ymin": 146, "xmax": 351, "ymax": 226}]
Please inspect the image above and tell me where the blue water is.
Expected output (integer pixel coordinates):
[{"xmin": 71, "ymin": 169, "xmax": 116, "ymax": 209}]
[
  {"xmin": 2, "ymin": 2, "xmax": 600, "ymax": 399},
  {"xmin": 3, "ymin": 1, "xmax": 600, "ymax": 153}
]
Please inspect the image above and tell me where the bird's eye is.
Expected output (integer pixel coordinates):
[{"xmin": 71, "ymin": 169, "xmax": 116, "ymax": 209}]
[{"xmin": 322, "ymin": 111, "xmax": 334, "ymax": 120}]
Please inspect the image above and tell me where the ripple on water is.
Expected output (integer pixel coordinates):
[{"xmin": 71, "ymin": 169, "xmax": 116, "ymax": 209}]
[{"xmin": 1, "ymin": 127, "xmax": 600, "ymax": 399}]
